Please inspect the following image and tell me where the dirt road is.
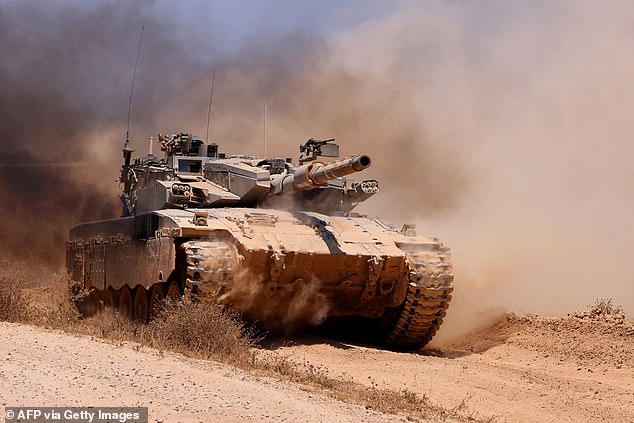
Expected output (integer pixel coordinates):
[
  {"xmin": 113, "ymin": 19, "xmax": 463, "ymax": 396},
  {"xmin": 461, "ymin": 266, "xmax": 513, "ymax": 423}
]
[
  {"xmin": 0, "ymin": 322, "xmax": 405, "ymax": 423},
  {"xmin": 272, "ymin": 314, "xmax": 634, "ymax": 423},
  {"xmin": 1, "ymin": 313, "xmax": 632, "ymax": 423}
]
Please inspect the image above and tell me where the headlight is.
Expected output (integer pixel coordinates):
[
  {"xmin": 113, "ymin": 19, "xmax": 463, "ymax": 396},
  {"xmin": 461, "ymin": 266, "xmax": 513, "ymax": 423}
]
[
  {"xmin": 355, "ymin": 180, "xmax": 379, "ymax": 193},
  {"xmin": 171, "ymin": 183, "xmax": 191, "ymax": 196}
]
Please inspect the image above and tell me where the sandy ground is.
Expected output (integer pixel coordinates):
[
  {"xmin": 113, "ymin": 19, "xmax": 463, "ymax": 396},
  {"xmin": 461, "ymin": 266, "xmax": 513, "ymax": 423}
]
[
  {"xmin": 0, "ymin": 322, "xmax": 406, "ymax": 423},
  {"xmin": 270, "ymin": 314, "xmax": 634, "ymax": 423},
  {"xmin": 1, "ymin": 313, "xmax": 632, "ymax": 423}
]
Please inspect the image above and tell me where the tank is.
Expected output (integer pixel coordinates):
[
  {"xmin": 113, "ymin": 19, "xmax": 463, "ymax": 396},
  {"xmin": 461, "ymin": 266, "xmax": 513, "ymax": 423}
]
[{"xmin": 66, "ymin": 133, "xmax": 453, "ymax": 349}]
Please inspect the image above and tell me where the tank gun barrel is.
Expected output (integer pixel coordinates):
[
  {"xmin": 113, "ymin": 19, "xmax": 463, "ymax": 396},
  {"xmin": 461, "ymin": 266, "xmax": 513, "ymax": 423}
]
[
  {"xmin": 276, "ymin": 154, "xmax": 371, "ymax": 193},
  {"xmin": 304, "ymin": 155, "xmax": 371, "ymax": 187}
]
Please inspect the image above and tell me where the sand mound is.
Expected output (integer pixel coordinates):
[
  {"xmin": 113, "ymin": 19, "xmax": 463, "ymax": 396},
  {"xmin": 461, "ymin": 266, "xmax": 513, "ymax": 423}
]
[{"xmin": 441, "ymin": 306, "xmax": 633, "ymax": 369}]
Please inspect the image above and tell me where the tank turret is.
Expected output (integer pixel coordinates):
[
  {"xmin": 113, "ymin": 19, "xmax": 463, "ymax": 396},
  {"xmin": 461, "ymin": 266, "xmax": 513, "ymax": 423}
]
[{"xmin": 121, "ymin": 134, "xmax": 378, "ymax": 215}]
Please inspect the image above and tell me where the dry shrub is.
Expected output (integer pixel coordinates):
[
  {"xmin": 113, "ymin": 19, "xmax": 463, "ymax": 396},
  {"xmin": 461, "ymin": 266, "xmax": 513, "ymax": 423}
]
[
  {"xmin": 0, "ymin": 268, "xmax": 35, "ymax": 323},
  {"xmin": 79, "ymin": 309, "xmax": 139, "ymax": 340},
  {"xmin": 0, "ymin": 272, "xmax": 31, "ymax": 322},
  {"xmin": 0, "ymin": 268, "xmax": 80, "ymax": 326},
  {"xmin": 348, "ymin": 379, "xmax": 482, "ymax": 421},
  {"xmin": 251, "ymin": 352, "xmax": 335, "ymax": 388},
  {"xmin": 50, "ymin": 298, "xmax": 256, "ymax": 365},
  {"xmin": 146, "ymin": 299, "xmax": 255, "ymax": 363},
  {"xmin": 36, "ymin": 272, "xmax": 82, "ymax": 327},
  {"xmin": 589, "ymin": 298, "xmax": 625, "ymax": 317}
]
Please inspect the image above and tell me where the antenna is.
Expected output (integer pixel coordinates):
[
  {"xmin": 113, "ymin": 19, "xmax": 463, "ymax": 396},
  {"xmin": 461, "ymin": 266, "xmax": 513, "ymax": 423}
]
[
  {"xmin": 205, "ymin": 67, "xmax": 217, "ymax": 143},
  {"xmin": 263, "ymin": 103, "xmax": 267, "ymax": 158},
  {"xmin": 125, "ymin": 25, "xmax": 145, "ymax": 149}
]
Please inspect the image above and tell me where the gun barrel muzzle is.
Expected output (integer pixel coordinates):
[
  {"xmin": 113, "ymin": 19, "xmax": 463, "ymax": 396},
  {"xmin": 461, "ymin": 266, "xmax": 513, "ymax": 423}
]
[{"xmin": 310, "ymin": 155, "xmax": 371, "ymax": 185}]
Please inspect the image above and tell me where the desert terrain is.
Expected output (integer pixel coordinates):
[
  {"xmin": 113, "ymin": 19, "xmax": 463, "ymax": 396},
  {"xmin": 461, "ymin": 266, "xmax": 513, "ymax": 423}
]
[
  {"xmin": 0, "ymin": 322, "xmax": 406, "ymax": 423},
  {"xmin": 274, "ymin": 312, "xmax": 634, "ymax": 422},
  {"xmin": 1, "ymin": 304, "xmax": 632, "ymax": 423}
]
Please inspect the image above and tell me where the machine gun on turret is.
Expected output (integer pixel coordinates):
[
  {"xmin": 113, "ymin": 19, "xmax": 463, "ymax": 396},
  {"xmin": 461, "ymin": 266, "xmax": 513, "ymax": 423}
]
[{"xmin": 299, "ymin": 138, "xmax": 339, "ymax": 164}]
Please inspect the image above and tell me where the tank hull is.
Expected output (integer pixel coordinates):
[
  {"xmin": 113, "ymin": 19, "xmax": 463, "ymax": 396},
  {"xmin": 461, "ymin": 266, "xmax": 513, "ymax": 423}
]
[{"xmin": 67, "ymin": 208, "xmax": 453, "ymax": 349}]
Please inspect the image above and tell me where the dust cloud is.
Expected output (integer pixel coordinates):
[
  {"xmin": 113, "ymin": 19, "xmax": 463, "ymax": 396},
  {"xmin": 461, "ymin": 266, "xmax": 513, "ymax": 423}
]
[
  {"xmin": 407, "ymin": 1, "xmax": 634, "ymax": 324},
  {"xmin": 2, "ymin": 1, "xmax": 632, "ymax": 325},
  {"xmin": 221, "ymin": 270, "xmax": 329, "ymax": 332},
  {"xmin": 0, "ymin": 2, "xmax": 219, "ymax": 264},
  {"xmin": 202, "ymin": 2, "xmax": 634, "ymax": 321},
  {"xmin": 362, "ymin": 1, "xmax": 634, "ymax": 332}
]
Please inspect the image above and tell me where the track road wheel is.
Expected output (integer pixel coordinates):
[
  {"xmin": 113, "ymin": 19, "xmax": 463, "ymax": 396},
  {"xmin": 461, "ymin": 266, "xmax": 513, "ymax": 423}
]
[
  {"xmin": 149, "ymin": 284, "xmax": 165, "ymax": 320},
  {"xmin": 134, "ymin": 287, "xmax": 149, "ymax": 323},
  {"xmin": 166, "ymin": 281, "xmax": 180, "ymax": 302},
  {"xmin": 119, "ymin": 286, "xmax": 133, "ymax": 320}
]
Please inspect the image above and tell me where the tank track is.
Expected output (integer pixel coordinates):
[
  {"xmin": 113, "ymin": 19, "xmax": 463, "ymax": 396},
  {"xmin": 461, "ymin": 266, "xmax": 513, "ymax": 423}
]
[
  {"xmin": 385, "ymin": 244, "xmax": 454, "ymax": 350},
  {"xmin": 183, "ymin": 239, "xmax": 453, "ymax": 350},
  {"xmin": 183, "ymin": 240, "xmax": 237, "ymax": 298}
]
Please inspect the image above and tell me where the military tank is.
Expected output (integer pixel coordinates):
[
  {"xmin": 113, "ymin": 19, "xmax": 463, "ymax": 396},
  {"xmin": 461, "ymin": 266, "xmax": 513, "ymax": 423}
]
[{"xmin": 66, "ymin": 133, "xmax": 453, "ymax": 349}]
